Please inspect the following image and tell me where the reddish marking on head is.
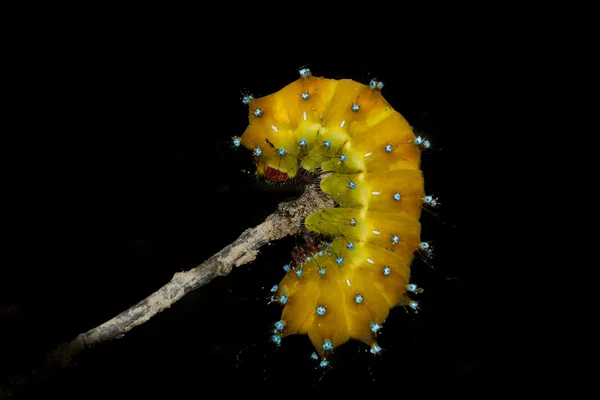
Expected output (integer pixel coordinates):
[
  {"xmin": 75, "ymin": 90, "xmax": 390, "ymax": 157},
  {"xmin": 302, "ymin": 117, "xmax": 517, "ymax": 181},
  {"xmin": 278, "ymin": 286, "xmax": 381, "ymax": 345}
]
[{"xmin": 265, "ymin": 167, "xmax": 289, "ymax": 182}]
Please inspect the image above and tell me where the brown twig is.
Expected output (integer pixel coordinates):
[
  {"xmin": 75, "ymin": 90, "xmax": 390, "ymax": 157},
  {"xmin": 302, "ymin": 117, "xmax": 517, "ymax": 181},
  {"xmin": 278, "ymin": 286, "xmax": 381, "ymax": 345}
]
[{"xmin": 1, "ymin": 184, "xmax": 333, "ymax": 399}]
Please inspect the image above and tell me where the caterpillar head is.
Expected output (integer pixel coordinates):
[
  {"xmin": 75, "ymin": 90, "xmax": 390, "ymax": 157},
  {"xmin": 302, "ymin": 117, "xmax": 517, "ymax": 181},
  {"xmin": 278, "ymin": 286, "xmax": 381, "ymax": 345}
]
[{"xmin": 237, "ymin": 69, "xmax": 337, "ymax": 183}]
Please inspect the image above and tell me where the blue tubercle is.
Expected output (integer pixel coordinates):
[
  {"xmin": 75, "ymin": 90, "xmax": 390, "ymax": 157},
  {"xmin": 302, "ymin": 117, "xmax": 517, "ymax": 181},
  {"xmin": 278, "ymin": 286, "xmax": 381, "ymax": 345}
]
[
  {"xmin": 370, "ymin": 322, "xmax": 381, "ymax": 333},
  {"xmin": 370, "ymin": 344, "xmax": 382, "ymax": 354},
  {"xmin": 299, "ymin": 68, "xmax": 311, "ymax": 78},
  {"xmin": 272, "ymin": 334, "xmax": 282, "ymax": 346},
  {"xmin": 274, "ymin": 320, "xmax": 285, "ymax": 331}
]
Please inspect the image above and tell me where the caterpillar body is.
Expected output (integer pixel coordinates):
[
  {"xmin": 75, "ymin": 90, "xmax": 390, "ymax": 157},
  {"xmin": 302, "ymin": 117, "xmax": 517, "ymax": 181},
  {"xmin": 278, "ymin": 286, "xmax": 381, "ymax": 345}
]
[{"xmin": 235, "ymin": 69, "xmax": 434, "ymax": 367}]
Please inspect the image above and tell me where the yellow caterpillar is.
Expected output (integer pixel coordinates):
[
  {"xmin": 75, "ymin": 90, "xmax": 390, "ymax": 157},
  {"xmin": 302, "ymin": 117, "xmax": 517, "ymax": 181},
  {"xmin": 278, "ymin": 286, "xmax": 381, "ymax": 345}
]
[{"xmin": 234, "ymin": 68, "xmax": 435, "ymax": 368}]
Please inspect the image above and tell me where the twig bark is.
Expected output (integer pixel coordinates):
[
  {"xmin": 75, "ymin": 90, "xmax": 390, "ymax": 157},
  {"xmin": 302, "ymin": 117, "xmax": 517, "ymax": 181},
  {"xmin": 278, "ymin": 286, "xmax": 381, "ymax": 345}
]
[{"xmin": 1, "ymin": 184, "xmax": 333, "ymax": 399}]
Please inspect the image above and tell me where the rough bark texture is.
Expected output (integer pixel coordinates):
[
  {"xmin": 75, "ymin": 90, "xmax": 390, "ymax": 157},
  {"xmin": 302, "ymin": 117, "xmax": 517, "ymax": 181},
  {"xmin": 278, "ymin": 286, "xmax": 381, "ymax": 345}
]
[{"xmin": 0, "ymin": 184, "xmax": 333, "ymax": 399}]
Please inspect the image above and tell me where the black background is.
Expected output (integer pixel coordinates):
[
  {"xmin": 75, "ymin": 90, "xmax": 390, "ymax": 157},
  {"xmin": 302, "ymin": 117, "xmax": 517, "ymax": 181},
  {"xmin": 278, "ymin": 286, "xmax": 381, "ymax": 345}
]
[{"xmin": 1, "ymin": 29, "xmax": 512, "ymax": 399}]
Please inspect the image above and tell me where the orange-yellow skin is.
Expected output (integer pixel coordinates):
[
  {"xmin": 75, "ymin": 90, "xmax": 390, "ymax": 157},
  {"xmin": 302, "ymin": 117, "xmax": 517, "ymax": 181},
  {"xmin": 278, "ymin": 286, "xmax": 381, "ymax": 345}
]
[{"xmin": 240, "ymin": 76, "xmax": 424, "ymax": 359}]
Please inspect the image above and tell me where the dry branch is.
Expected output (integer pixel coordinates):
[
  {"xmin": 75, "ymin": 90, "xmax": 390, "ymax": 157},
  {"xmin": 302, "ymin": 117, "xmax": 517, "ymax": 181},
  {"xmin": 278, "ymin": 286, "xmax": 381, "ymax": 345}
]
[{"xmin": 1, "ymin": 184, "xmax": 333, "ymax": 399}]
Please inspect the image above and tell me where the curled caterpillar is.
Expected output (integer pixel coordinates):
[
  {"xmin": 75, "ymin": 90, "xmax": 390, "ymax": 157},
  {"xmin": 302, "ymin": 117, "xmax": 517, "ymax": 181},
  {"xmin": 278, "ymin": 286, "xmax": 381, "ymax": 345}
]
[{"xmin": 234, "ymin": 68, "xmax": 434, "ymax": 367}]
